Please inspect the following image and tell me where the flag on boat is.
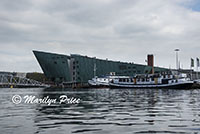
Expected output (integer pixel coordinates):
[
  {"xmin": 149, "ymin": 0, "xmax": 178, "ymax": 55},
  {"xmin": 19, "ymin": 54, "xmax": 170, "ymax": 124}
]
[
  {"xmin": 191, "ymin": 58, "xmax": 194, "ymax": 67},
  {"xmin": 197, "ymin": 58, "xmax": 200, "ymax": 67}
]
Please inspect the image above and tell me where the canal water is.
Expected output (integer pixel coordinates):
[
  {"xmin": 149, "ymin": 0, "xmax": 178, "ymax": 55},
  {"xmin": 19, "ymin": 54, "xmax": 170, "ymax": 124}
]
[{"xmin": 0, "ymin": 88, "xmax": 200, "ymax": 134}]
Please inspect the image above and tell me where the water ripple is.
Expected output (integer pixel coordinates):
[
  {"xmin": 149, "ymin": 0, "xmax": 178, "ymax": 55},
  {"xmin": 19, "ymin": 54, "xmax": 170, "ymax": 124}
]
[{"xmin": 0, "ymin": 88, "xmax": 200, "ymax": 134}]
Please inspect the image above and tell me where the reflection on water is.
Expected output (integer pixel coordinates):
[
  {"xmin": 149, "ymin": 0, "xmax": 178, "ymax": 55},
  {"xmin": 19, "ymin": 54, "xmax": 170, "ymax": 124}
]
[{"xmin": 0, "ymin": 88, "xmax": 200, "ymax": 134}]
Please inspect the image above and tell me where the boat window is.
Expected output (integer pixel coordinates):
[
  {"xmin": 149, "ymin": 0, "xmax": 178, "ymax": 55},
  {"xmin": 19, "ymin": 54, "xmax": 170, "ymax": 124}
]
[
  {"xmin": 130, "ymin": 79, "xmax": 133, "ymax": 82},
  {"xmin": 142, "ymin": 78, "xmax": 145, "ymax": 82},
  {"xmin": 151, "ymin": 78, "xmax": 154, "ymax": 81},
  {"xmin": 104, "ymin": 79, "xmax": 106, "ymax": 81}
]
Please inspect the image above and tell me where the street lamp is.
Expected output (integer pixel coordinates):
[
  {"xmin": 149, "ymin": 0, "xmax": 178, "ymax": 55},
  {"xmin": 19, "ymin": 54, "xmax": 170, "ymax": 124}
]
[{"xmin": 174, "ymin": 48, "xmax": 180, "ymax": 70}]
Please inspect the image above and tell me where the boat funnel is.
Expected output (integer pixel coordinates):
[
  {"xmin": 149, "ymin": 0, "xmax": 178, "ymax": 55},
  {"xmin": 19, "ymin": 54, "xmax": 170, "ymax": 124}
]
[{"xmin": 147, "ymin": 54, "xmax": 154, "ymax": 74}]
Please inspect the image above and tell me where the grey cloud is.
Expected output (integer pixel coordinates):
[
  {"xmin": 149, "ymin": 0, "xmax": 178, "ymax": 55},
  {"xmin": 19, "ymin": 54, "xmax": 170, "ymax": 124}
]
[
  {"xmin": 0, "ymin": 0, "xmax": 32, "ymax": 11},
  {"xmin": 0, "ymin": 0, "xmax": 200, "ymax": 72}
]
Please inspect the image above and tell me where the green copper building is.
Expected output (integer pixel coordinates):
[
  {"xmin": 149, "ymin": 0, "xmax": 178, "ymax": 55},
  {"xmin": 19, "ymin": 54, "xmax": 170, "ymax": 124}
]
[{"xmin": 33, "ymin": 50, "xmax": 169, "ymax": 84}]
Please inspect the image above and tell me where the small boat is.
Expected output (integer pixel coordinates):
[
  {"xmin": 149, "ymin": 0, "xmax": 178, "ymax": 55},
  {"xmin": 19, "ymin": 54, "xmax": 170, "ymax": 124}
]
[
  {"xmin": 88, "ymin": 76, "xmax": 109, "ymax": 87},
  {"xmin": 109, "ymin": 74, "xmax": 194, "ymax": 89},
  {"xmin": 88, "ymin": 76, "xmax": 130, "ymax": 87}
]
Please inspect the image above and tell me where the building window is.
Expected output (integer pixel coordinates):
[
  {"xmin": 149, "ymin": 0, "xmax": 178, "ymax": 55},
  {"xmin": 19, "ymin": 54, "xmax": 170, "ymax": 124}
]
[{"xmin": 119, "ymin": 65, "xmax": 127, "ymax": 70}]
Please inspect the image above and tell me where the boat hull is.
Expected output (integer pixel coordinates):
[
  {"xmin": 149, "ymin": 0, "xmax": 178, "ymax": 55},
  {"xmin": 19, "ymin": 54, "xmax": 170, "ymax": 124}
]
[{"xmin": 109, "ymin": 82, "xmax": 194, "ymax": 89}]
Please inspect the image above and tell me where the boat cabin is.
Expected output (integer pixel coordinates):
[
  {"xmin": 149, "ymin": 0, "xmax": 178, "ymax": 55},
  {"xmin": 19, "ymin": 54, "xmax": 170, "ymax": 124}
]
[{"xmin": 112, "ymin": 73, "xmax": 189, "ymax": 85}]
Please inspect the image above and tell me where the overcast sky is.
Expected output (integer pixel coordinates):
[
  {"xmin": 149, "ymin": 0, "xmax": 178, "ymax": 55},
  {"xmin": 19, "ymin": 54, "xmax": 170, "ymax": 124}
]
[{"xmin": 0, "ymin": 0, "xmax": 200, "ymax": 72}]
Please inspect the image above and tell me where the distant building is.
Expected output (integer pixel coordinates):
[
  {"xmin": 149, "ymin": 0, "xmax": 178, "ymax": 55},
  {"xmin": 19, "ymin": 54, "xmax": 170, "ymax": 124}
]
[
  {"xmin": 0, "ymin": 71, "xmax": 13, "ymax": 76},
  {"xmin": 15, "ymin": 72, "xmax": 26, "ymax": 78},
  {"xmin": 0, "ymin": 71, "xmax": 26, "ymax": 78},
  {"xmin": 33, "ymin": 50, "xmax": 169, "ymax": 84},
  {"xmin": 171, "ymin": 69, "xmax": 200, "ymax": 80}
]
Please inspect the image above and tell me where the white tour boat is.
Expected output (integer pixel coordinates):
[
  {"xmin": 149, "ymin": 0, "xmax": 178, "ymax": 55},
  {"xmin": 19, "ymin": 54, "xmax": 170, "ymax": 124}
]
[{"xmin": 109, "ymin": 74, "xmax": 193, "ymax": 89}]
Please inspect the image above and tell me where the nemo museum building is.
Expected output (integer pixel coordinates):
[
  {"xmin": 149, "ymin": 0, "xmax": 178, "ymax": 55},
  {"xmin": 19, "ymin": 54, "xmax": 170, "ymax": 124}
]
[{"xmin": 33, "ymin": 50, "xmax": 169, "ymax": 86}]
